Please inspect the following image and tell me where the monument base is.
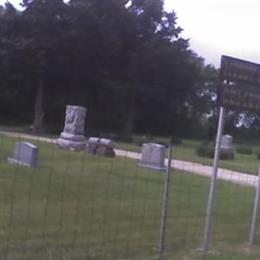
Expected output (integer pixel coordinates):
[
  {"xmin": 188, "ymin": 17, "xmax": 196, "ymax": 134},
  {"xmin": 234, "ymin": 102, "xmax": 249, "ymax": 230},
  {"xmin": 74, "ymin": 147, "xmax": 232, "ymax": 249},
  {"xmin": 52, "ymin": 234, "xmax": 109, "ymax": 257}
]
[
  {"xmin": 139, "ymin": 163, "xmax": 166, "ymax": 171},
  {"xmin": 8, "ymin": 158, "xmax": 35, "ymax": 168},
  {"xmin": 219, "ymin": 147, "xmax": 234, "ymax": 160},
  {"xmin": 57, "ymin": 105, "xmax": 87, "ymax": 152},
  {"xmin": 57, "ymin": 138, "xmax": 86, "ymax": 151}
]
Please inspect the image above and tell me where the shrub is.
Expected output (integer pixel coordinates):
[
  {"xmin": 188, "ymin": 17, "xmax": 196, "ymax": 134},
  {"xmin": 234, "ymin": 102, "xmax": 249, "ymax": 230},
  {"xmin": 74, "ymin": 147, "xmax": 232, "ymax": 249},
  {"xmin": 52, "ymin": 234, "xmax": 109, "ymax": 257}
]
[
  {"xmin": 133, "ymin": 135, "xmax": 154, "ymax": 146},
  {"xmin": 100, "ymin": 133, "xmax": 119, "ymax": 141},
  {"xmin": 196, "ymin": 142, "xmax": 214, "ymax": 158},
  {"xmin": 115, "ymin": 135, "xmax": 133, "ymax": 143},
  {"xmin": 196, "ymin": 142, "xmax": 234, "ymax": 160},
  {"xmin": 236, "ymin": 146, "xmax": 253, "ymax": 155},
  {"xmin": 219, "ymin": 149, "xmax": 234, "ymax": 160},
  {"xmin": 133, "ymin": 135, "xmax": 182, "ymax": 147},
  {"xmin": 256, "ymin": 150, "xmax": 260, "ymax": 160},
  {"xmin": 171, "ymin": 138, "xmax": 182, "ymax": 145}
]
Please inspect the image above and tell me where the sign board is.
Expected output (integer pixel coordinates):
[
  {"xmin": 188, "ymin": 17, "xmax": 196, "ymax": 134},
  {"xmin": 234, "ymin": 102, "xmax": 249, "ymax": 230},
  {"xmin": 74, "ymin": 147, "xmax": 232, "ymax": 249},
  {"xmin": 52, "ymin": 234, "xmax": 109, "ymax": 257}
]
[
  {"xmin": 221, "ymin": 55, "xmax": 260, "ymax": 85},
  {"xmin": 220, "ymin": 55, "xmax": 260, "ymax": 111},
  {"xmin": 221, "ymin": 84, "xmax": 260, "ymax": 111}
]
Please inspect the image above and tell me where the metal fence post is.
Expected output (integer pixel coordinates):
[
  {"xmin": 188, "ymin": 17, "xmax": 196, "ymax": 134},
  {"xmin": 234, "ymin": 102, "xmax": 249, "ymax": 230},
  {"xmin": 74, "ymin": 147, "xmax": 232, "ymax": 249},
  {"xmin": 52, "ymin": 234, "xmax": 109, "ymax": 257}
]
[
  {"xmin": 202, "ymin": 106, "xmax": 225, "ymax": 253},
  {"xmin": 249, "ymin": 163, "xmax": 260, "ymax": 246},
  {"xmin": 158, "ymin": 139, "xmax": 173, "ymax": 260}
]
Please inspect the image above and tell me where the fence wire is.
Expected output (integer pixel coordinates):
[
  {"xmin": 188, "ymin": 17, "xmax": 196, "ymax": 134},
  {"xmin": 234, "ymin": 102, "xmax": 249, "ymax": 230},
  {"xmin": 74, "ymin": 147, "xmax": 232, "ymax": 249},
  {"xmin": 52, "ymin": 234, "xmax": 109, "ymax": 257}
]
[{"xmin": 0, "ymin": 132, "xmax": 259, "ymax": 259}]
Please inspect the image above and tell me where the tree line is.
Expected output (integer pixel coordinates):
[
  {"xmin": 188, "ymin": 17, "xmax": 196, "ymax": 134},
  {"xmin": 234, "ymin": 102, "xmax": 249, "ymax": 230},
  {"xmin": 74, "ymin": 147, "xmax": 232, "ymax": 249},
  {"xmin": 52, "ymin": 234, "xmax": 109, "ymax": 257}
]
[{"xmin": 0, "ymin": 0, "xmax": 219, "ymax": 138}]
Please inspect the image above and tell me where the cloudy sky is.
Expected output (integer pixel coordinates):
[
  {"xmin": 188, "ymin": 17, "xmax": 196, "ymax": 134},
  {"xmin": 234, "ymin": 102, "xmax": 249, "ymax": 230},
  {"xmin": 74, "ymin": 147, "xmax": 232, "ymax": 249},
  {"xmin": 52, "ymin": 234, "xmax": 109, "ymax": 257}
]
[
  {"xmin": 164, "ymin": 0, "xmax": 260, "ymax": 67},
  {"xmin": 1, "ymin": 0, "xmax": 260, "ymax": 67}
]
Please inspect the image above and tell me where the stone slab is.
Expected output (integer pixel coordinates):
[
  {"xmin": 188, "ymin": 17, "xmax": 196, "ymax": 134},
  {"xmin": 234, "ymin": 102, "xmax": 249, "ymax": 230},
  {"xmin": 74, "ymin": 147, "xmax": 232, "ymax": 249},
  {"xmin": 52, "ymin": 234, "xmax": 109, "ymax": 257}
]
[
  {"xmin": 8, "ymin": 142, "xmax": 38, "ymax": 168},
  {"xmin": 57, "ymin": 105, "xmax": 87, "ymax": 151},
  {"xmin": 139, "ymin": 143, "xmax": 166, "ymax": 171},
  {"xmin": 86, "ymin": 137, "xmax": 115, "ymax": 157}
]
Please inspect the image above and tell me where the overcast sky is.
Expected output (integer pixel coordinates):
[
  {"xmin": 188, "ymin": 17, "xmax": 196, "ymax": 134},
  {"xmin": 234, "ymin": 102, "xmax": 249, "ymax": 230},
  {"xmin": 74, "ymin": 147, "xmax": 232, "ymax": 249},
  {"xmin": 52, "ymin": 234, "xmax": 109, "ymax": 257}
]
[
  {"xmin": 164, "ymin": 0, "xmax": 260, "ymax": 67},
  {"xmin": 1, "ymin": 0, "xmax": 260, "ymax": 67}
]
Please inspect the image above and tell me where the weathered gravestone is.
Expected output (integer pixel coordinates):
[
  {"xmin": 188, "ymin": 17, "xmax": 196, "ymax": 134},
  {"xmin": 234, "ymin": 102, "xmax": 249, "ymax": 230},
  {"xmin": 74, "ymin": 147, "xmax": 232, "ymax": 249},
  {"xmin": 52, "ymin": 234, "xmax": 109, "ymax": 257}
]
[
  {"xmin": 220, "ymin": 134, "xmax": 234, "ymax": 159},
  {"xmin": 220, "ymin": 135, "xmax": 233, "ymax": 150},
  {"xmin": 139, "ymin": 143, "xmax": 166, "ymax": 171},
  {"xmin": 8, "ymin": 142, "xmax": 38, "ymax": 168},
  {"xmin": 57, "ymin": 105, "xmax": 87, "ymax": 151},
  {"xmin": 86, "ymin": 137, "xmax": 115, "ymax": 157}
]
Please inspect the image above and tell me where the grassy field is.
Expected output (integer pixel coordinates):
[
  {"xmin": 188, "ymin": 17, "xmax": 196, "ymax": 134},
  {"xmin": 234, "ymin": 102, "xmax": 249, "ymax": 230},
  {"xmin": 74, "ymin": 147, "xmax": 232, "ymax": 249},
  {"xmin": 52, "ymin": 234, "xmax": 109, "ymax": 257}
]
[
  {"xmin": 0, "ymin": 134, "xmax": 259, "ymax": 259},
  {"xmin": 1, "ymin": 126, "xmax": 259, "ymax": 175}
]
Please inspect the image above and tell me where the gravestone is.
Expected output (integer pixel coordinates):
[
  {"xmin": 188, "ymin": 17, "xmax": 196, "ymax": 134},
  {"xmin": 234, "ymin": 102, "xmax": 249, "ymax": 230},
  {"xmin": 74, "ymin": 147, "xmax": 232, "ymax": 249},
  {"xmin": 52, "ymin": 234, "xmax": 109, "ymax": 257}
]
[
  {"xmin": 220, "ymin": 134, "xmax": 234, "ymax": 159},
  {"xmin": 8, "ymin": 142, "xmax": 38, "ymax": 168},
  {"xmin": 57, "ymin": 105, "xmax": 87, "ymax": 151},
  {"xmin": 86, "ymin": 137, "xmax": 115, "ymax": 157},
  {"xmin": 220, "ymin": 135, "xmax": 233, "ymax": 150},
  {"xmin": 139, "ymin": 143, "xmax": 166, "ymax": 171}
]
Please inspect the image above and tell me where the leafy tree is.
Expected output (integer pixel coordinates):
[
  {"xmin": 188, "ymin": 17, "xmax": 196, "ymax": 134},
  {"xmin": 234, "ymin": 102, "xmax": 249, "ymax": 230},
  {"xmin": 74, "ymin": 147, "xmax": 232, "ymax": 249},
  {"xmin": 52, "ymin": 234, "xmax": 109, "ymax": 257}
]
[{"xmin": 0, "ymin": 0, "xmax": 210, "ymax": 138}]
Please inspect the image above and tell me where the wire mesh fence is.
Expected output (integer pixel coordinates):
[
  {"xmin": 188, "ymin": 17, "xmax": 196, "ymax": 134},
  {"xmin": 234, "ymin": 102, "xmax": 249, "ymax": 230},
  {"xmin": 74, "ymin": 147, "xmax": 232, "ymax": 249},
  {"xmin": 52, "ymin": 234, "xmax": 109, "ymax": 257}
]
[{"xmin": 0, "ymin": 131, "xmax": 259, "ymax": 259}]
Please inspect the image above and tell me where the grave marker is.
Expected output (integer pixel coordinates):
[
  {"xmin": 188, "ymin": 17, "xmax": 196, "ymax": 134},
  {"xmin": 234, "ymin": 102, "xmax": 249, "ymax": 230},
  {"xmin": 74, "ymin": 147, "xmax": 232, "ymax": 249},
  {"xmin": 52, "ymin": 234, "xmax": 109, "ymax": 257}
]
[
  {"xmin": 86, "ymin": 137, "xmax": 115, "ymax": 157},
  {"xmin": 8, "ymin": 142, "xmax": 38, "ymax": 168},
  {"xmin": 139, "ymin": 143, "xmax": 166, "ymax": 171},
  {"xmin": 220, "ymin": 135, "xmax": 233, "ymax": 150},
  {"xmin": 57, "ymin": 105, "xmax": 87, "ymax": 151}
]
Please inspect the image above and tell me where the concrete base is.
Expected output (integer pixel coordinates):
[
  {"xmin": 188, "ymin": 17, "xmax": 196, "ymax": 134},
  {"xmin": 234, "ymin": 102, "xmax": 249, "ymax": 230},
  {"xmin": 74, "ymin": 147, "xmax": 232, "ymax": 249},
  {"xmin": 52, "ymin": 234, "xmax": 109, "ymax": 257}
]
[
  {"xmin": 7, "ymin": 158, "xmax": 35, "ymax": 168},
  {"xmin": 57, "ymin": 138, "xmax": 86, "ymax": 151},
  {"xmin": 139, "ymin": 163, "xmax": 166, "ymax": 171}
]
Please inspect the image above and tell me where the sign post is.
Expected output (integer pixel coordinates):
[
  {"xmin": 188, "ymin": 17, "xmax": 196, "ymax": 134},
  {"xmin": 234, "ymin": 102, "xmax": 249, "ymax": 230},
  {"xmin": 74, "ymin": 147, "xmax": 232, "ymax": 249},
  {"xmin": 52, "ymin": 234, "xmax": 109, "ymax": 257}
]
[
  {"xmin": 202, "ymin": 55, "xmax": 260, "ymax": 253},
  {"xmin": 158, "ymin": 138, "xmax": 173, "ymax": 260},
  {"xmin": 202, "ymin": 106, "xmax": 225, "ymax": 252},
  {"xmin": 249, "ymin": 163, "xmax": 260, "ymax": 246}
]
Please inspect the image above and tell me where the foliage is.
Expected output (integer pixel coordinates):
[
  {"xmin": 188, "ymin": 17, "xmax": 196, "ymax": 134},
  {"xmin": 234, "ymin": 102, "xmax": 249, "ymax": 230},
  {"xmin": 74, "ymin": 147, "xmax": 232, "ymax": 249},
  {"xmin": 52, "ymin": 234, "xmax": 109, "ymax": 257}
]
[
  {"xmin": 256, "ymin": 150, "xmax": 260, "ymax": 160},
  {"xmin": 219, "ymin": 148, "xmax": 235, "ymax": 160},
  {"xmin": 0, "ymin": 0, "xmax": 214, "ymax": 137},
  {"xmin": 236, "ymin": 145, "xmax": 253, "ymax": 155},
  {"xmin": 196, "ymin": 142, "xmax": 214, "ymax": 158},
  {"xmin": 196, "ymin": 142, "xmax": 234, "ymax": 160}
]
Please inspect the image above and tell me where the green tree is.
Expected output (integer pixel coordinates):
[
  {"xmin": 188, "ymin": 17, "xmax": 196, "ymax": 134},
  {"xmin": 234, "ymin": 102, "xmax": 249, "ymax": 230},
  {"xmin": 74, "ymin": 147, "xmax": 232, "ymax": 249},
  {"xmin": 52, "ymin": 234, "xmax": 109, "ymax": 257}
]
[{"xmin": 0, "ymin": 0, "xmax": 209, "ymax": 138}]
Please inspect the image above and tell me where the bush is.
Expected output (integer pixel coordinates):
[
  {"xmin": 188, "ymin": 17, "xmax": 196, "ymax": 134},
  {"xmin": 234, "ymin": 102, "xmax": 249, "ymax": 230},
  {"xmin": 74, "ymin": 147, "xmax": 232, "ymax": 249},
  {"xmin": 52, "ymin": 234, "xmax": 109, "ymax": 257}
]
[
  {"xmin": 220, "ymin": 149, "xmax": 234, "ymax": 160},
  {"xmin": 171, "ymin": 138, "xmax": 182, "ymax": 145},
  {"xmin": 196, "ymin": 142, "xmax": 234, "ymax": 160},
  {"xmin": 133, "ymin": 135, "xmax": 154, "ymax": 146},
  {"xmin": 256, "ymin": 150, "xmax": 260, "ymax": 160},
  {"xmin": 147, "ymin": 137, "xmax": 182, "ymax": 148},
  {"xmin": 156, "ymin": 140, "xmax": 169, "ymax": 148},
  {"xmin": 114, "ymin": 135, "xmax": 133, "ymax": 143},
  {"xmin": 196, "ymin": 142, "xmax": 214, "ymax": 158},
  {"xmin": 236, "ymin": 146, "xmax": 253, "ymax": 155}
]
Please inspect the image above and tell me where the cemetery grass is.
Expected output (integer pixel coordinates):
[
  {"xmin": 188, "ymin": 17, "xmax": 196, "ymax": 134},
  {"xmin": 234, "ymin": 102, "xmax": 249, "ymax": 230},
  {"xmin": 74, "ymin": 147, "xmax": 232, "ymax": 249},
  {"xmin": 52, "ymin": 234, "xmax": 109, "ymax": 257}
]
[
  {"xmin": 0, "ymin": 136, "xmax": 259, "ymax": 259},
  {"xmin": 1, "ymin": 126, "xmax": 259, "ymax": 175}
]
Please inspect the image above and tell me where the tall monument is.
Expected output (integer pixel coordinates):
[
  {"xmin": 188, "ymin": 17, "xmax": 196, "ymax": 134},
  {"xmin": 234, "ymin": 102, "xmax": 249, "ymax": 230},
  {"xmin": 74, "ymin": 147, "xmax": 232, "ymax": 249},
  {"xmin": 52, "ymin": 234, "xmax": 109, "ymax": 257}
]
[{"xmin": 57, "ymin": 105, "xmax": 87, "ymax": 151}]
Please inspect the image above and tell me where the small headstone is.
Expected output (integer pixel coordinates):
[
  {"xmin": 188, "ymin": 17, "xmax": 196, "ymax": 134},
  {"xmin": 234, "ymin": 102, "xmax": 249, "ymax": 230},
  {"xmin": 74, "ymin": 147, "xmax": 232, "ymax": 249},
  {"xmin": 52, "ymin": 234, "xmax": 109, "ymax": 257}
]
[
  {"xmin": 8, "ymin": 142, "xmax": 38, "ymax": 168},
  {"xmin": 57, "ymin": 105, "xmax": 87, "ymax": 151},
  {"xmin": 220, "ymin": 135, "xmax": 233, "ymax": 150},
  {"xmin": 220, "ymin": 134, "xmax": 234, "ymax": 159},
  {"xmin": 139, "ymin": 143, "xmax": 166, "ymax": 171},
  {"xmin": 86, "ymin": 137, "xmax": 115, "ymax": 157}
]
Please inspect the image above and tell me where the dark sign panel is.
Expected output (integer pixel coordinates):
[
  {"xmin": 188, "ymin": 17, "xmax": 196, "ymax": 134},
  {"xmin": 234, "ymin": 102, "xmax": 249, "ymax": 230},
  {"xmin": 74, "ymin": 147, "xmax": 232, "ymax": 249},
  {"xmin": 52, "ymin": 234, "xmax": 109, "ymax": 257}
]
[
  {"xmin": 220, "ymin": 84, "xmax": 260, "ymax": 111},
  {"xmin": 220, "ymin": 56, "xmax": 260, "ymax": 111},
  {"xmin": 221, "ymin": 55, "xmax": 260, "ymax": 85}
]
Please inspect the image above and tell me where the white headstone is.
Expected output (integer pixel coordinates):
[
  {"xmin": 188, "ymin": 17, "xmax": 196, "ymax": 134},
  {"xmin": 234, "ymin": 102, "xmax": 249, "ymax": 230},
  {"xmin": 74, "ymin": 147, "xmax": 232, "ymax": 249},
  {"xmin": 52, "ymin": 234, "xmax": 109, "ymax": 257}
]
[
  {"xmin": 57, "ymin": 105, "xmax": 87, "ymax": 151},
  {"xmin": 220, "ymin": 135, "xmax": 233, "ymax": 150},
  {"xmin": 8, "ymin": 142, "xmax": 38, "ymax": 168},
  {"xmin": 139, "ymin": 143, "xmax": 166, "ymax": 171}
]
